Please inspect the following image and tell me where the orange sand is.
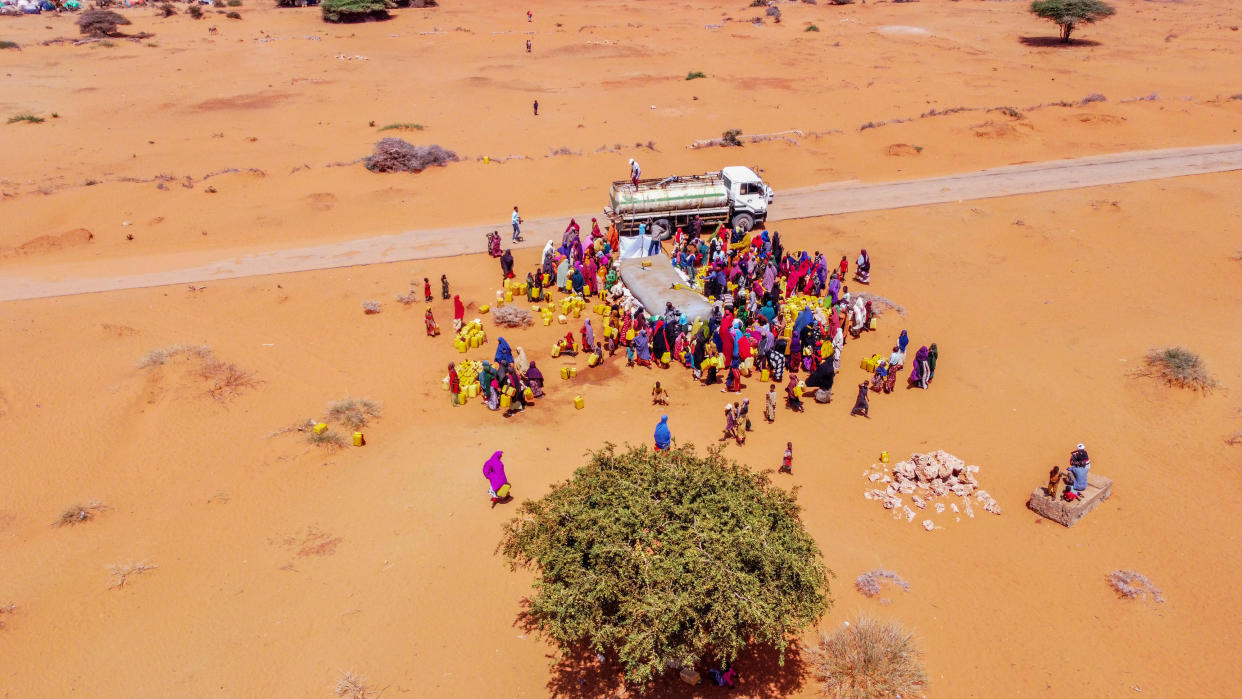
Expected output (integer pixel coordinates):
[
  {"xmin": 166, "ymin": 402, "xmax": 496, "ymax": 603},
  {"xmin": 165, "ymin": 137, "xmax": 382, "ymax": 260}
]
[{"xmin": 2, "ymin": 1, "xmax": 1242, "ymax": 696}]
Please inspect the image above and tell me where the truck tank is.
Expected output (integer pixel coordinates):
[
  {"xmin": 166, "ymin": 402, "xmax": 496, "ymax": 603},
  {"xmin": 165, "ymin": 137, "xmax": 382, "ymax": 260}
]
[{"xmin": 609, "ymin": 175, "xmax": 729, "ymax": 217}]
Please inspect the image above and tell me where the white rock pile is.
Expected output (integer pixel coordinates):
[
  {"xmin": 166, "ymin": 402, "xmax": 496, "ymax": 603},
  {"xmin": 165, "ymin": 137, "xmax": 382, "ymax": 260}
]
[{"xmin": 863, "ymin": 450, "xmax": 1001, "ymax": 531}]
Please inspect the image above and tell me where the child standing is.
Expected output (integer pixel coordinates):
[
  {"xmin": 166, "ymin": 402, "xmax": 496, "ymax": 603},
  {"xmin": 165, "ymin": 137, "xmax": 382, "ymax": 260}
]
[
  {"xmin": 738, "ymin": 398, "xmax": 752, "ymax": 432},
  {"xmin": 423, "ymin": 277, "xmax": 433, "ymax": 303},
  {"xmin": 440, "ymin": 274, "xmax": 450, "ymax": 300},
  {"xmin": 722, "ymin": 404, "xmax": 740, "ymax": 445},
  {"xmin": 765, "ymin": 384, "xmax": 778, "ymax": 423},
  {"xmin": 780, "ymin": 442, "xmax": 793, "ymax": 474},
  {"xmin": 652, "ymin": 381, "xmax": 669, "ymax": 405}
]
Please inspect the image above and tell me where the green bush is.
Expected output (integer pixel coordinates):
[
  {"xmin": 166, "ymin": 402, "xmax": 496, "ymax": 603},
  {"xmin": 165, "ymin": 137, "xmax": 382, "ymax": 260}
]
[
  {"xmin": 685, "ymin": 71, "xmax": 706, "ymax": 80},
  {"xmin": 7, "ymin": 113, "xmax": 44, "ymax": 124},
  {"xmin": 806, "ymin": 24, "xmax": 820, "ymax": 32},
  {"xmin": 1030, "ymin": 0, "xmax": 1116, "ymax": 43},
  {"xmin": 499, "ymin": 444, "xmax": 832, "ymax": 688},
  {"xmin": 0, "ymin": 41, "xmax": 19, "ymax": 50},
  {"xmin": 77, "ymin": 9, "xmax": 131, "ymax": 37},
  {"xmin": 1141, "ymin": 347, "xmax": 1217, "ymax": 392},
  {"xmin": 321, "ymin": 0, "xmax": 394, "ymax": 23}
]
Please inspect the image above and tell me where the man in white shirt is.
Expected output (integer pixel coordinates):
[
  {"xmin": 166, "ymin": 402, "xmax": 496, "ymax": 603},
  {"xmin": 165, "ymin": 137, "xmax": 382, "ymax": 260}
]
[{"xmin": 511, "ymin": 206, "xmax": 522, "ymax": 243}]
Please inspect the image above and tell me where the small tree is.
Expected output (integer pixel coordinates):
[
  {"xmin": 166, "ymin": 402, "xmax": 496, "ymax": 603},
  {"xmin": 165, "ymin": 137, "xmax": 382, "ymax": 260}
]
[
  {"xmin": 1030, "ymin": 0, "xmax": 1115, "ymax": 43},
  {"xmin": 321, "ymin": 0, "xmax": 394, "ymax": 23},
  {"xmin": 499, "ymin": 444, "xmax": 833, "ymax": 688},
  {"xmin": 77, "ymin": 9, "xmax": 132, "ymax": 37}
]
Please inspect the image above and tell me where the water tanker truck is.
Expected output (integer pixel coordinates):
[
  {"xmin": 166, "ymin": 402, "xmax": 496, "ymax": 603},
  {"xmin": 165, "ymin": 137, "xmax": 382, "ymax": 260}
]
[{"xmin": 604, "ymin": 166, "xmax": 774, "ymax": 240}]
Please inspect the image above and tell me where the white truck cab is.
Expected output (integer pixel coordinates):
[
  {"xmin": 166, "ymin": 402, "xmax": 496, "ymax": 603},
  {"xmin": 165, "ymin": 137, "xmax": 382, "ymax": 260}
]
[{"xmin": 720, "ymin": 166, "xmax": 774, "ymax": 233}]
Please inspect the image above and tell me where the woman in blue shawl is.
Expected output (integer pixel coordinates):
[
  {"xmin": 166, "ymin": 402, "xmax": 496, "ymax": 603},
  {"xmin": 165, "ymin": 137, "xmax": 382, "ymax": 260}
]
[
  {"xmin": 654, "ymin": 414, "xmax": 672, "ymax": 450},
  {"xmin": 556, "ymin": 257, "xmax": 570, "ymax": 291},
  {"xmin": 634, "ymin": 329, "xmax": 652, "ymax": 365},
  {"xmin": 793, "ymin": 306, "xmax": 815, "ymax": 338},
  {"xmin": 494, "ymin": 338, "xmax": 514, "ymax": 366}
]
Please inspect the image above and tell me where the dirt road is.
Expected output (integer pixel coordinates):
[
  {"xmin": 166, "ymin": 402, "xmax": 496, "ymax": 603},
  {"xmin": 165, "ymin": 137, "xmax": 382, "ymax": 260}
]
[{"xmin": 2, "ymin": 143, "xmax": 1239, "ymax": 302}]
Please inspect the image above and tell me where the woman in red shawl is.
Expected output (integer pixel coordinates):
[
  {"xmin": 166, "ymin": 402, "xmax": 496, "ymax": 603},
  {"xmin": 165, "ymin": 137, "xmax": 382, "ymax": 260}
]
[
  {"xmin": 453, "ymin": 294, "xmax": 465, "ymax": 332},
  {"xmin": 448, "ymin": 362, "xmax": 461, "ymax": 406},
  {"xmin": 425, "ymin": 306, "xmax": 440, "ymax": 336}
]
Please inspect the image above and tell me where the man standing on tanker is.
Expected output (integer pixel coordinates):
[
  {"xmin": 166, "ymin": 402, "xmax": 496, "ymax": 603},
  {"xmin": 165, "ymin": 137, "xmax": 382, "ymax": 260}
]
[{"xmin": 629, "ymin": 158, "xmax": 641, "ymax": 187}]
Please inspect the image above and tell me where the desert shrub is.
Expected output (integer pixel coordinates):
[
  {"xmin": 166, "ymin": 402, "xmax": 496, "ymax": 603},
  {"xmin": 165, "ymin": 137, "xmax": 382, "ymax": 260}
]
[
  {"xmin": 395, "ymin": 291, "xmax": 418, "ymax": 305},
  {"xmin": 137, "ymin": 344, "xmax": 212, "ymax": 368},
  {"xmin": 226, "ymin": 10, "xmax": 241, "ymax": 18},
  {"xmin": 364, "ymin": 138, "xmax": 458, "ymax": 173},
  {"xmin": 7, "ymin": 114, "xmax": 44, "ymax": 124},
  {"xmin": 77, "ymin": 9, "xmax": 131, "ymax": 37},
  {"xmin": 377, "ymin": 122, "xmax": 424, "ymax": 131},
  {"xmin": 1140, "ymin": 347, "xmax": 1217, "ymax": 392},
  {"xmin": 749, "ymin": 0, "xmax": 765, "ymax": 5},
  {"xmin": 1106, "ymin": 570, "xmax": 1165, "ymax": 603},
  {"xmin": 1030, "ymin": 0, "xmax": 1116, "ymax": 43},
  {"xmin": 108, "ymin": 561, "xmax": 157, "ymax": 589},
  {"xmin": 721, "ymin": 128, "xmax": 744, "ymax": 147},
  {"xmin": 766, "ymin": 5, "xmax": 781, "ymax": 21},
  {"xmin": 335, "ymin": 671, "xmax": 376, "ymax": 699},
  {"xmin": 499, "ymin": 444, "xmax": 832, "ymax": 687},
  {"xmin": 361, "ymin": 300, "xmax": 382, "ymax": 314},
  {"xmin": 685, "ymin": 70, "xmax": 706, "ymax": 80},
  {"xmin": 188, "ymin": 4, "xmax": 203, "ymax": 18},
  {"xmin": 157, "ymin": 2, "xmax": 177, "ymax": 15},
  {"xmin": 806, "ymin": 24, "xmax": 820, "ymax": 32},
  {"xmin": 812, "ymin": 616, "xmax": 927, "ymax": 698},
  {"xmin": 308, "ymin": 428, "xmax": 348, "ymax": 450},
  {"xmin": 0, "ymin": 40, "xmax": 19, "ymax": 50},
  {"xmin": 200, "ymin": 359, "xmax": 258, "ymax": 399},
  {"xmin": 1080, "ymin": 92, "xmax": 1107, "ymax": 104},
  {"xmin": 994, "ymin": 105, "xmax": 1024, "ymax": 118},
  {"xmin": 326, "ymin": 397, "xmax": 382, "ymax": 430},
  {"xmin": 57, "ymin": 501, "xmax": 107, "ymax": 527},
  {"xmin": 227, "ymin": 0, "xmax": 242, "ymax": 5},
  {"xmin": 321, "ymin": 0, "xmax": 393, "ymax": 23},
  {"xmin": 0, "ymin": 603, "xmax": 14, "ymax": 629},
  {"xmin": 492, "ymin": 305, "xmax": 532, "ymax": 328},
  {"xmin": 830, "ymin": 0, "xmax": 854, "ymax": 5},
  {"xmin": 854, "ymin": 570, "xmax": 910, "ymax": 598}
]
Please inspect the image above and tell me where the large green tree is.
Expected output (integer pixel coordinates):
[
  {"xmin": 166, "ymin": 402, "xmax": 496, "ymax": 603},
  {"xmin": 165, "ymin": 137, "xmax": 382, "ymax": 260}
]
[
  {"xmin": 320, "ymin": 0, "xmax": 393, "ymax": 23},
  {"xmin": 498, "ymin": 444, "xmax": 833, "ymax": 688},
  {"xmin": 1030, "ymin": 0, "xmax": 1116, "ymax": 43}
]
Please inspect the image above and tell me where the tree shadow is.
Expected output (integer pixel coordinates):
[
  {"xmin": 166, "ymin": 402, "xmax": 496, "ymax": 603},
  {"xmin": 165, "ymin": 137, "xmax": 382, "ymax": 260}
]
[
  {"xmin": 529, "ymin": 632, "xmax": 810, "ymax": 698},
  {"xmin": 1018, "ymin": 35, "xmax": 1101, "ymax": 47}
]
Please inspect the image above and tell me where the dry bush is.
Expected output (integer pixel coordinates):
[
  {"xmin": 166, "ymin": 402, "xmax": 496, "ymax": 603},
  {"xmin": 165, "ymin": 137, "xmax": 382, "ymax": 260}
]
[
  {"xmin": 56, "ymin": 501, "xmax": 107, "ymax": 527},
  {"xmin": 109, "ymin": 561, "xmax": 157, "ymax": 589},
  {"xmin": 395, "ymin": 291, "xmax": 418, "ymax": 305},
  {"xmin": 78, "ymin": 10, "xmax": 132, "ymax": 37},
  {"xmin": 362, "ymin": 300, "xmax": 382, "ymax": 314},
  {"xmin": 308, "ymin": 429, "xmax": 348, "ymax": 451},
  {"xmin": 335, "ymin": 671, "xmax": 376, "ymax": 699},
  {"xmin": 1080, "ymin": 92, "xmax": 1107, "ymax": 105},
  {"xmin": 326, "ymin": 397, "xmax": 382, "ymax": 430},
  {"xmin": 1140, "ymin": 347, "xmax": 1217, "ymax": 392},
  {"xmin": 1106, "ymin": 570, "xmax": 1165, "ymax": 603},
  {"xmin": 492, "ymin": 305, "xmax": 533, "ymax": 328},
  {"xmin": 157, "ymin": 2, "xmax": 177, "ymax": 16},
  {"xmin": 363, "ymin": 138, "xmax": 458, "ymax": 173},
  {"xmin": 137, "ymin": 344, "xmax": 212, "ymax": 368},
  {"xmin": 0, "ymin": 603, "xmax": 14, "ymax": 629},
  {"xmin": 188, "ymin": 4, "xmax": 203, "ymax": 18},
  {"xmin": 1225, "ymin": 429, "xmax": 1242, "ymax": 447},
  {"xmin": 721, "ymin": 128, "xmax": 744, "ymax": 147},
  {"xmin": 226, "ymin": 11, "xmax": 241, "ymax": 18},
  {"xmin": 200, "ymin": 359, "xmax": 259, "ymax": 399},
  {"xmin": 854, "ymin": 570, "xmax": 910, "ymax": 598},
  {"xmin": 766, "ymin": 5, "xmax": 781, "ymax": 21},
  {"xmin": 812, "ymin": 616, "xmax": 927, "ymax": 698}
]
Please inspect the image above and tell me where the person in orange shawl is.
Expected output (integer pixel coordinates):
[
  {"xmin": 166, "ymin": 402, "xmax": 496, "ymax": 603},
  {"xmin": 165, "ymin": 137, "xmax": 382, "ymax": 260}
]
[{"xmin": 425, "ymin": 306, "xmax": 440, "ymax": 336}]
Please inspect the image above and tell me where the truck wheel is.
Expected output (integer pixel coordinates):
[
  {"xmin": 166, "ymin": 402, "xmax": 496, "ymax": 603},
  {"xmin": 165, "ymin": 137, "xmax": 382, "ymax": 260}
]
[
  {"xmin": 731, "ymin": 213, "xmax": 754, "ymax": 233},
  {"xmin": 651, "ymin": 218, "xmax": 673, "ymax": 241}
]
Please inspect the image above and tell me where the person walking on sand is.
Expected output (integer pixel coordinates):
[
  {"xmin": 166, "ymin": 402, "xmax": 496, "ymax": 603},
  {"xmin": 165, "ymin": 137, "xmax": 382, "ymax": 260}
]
[
  {"xmin": 483, "ymin": 451, "xmax": 511, "ymax": 508},
  {"xmin": 765, "ymin": 383, "xmax": 778, "ymax": 423},
  {"xmin": 452, "ymin": 294, "xmax": 465, "ymax": 332},
  {"xmin": 851, "ymin": 381, "xmax": 870, "ymax": 417},
  {"xmin": 654, "ymin": 414, "xmax": 672, "ymax": 451},
  {"xmin": 448, "ymin": 362, "xmax": 461, "ymax": 406},
  {"xmin": 511, "ymin": 206, "xmax": 523, "ymax": 243},
  {"xmin": 423, "ymin": 277, "xmax": 432, "ymax": 303},
  {"xmin": 441, "ymin": 274, "xmax": 450, "ymax": 300},
  {"xmin": 780, "ymin": 442, "xmax": 793, "ymax": 474},
  {"xmin": 532, "ymin": 99, "xmax": 539, "ymax": 116}
]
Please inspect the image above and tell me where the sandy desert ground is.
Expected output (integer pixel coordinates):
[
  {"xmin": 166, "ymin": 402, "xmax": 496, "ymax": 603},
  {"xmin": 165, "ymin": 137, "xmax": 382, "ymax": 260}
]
[{"xmin": 2, "ymin": 0, "xmax": 1242, "ymax": 696}]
